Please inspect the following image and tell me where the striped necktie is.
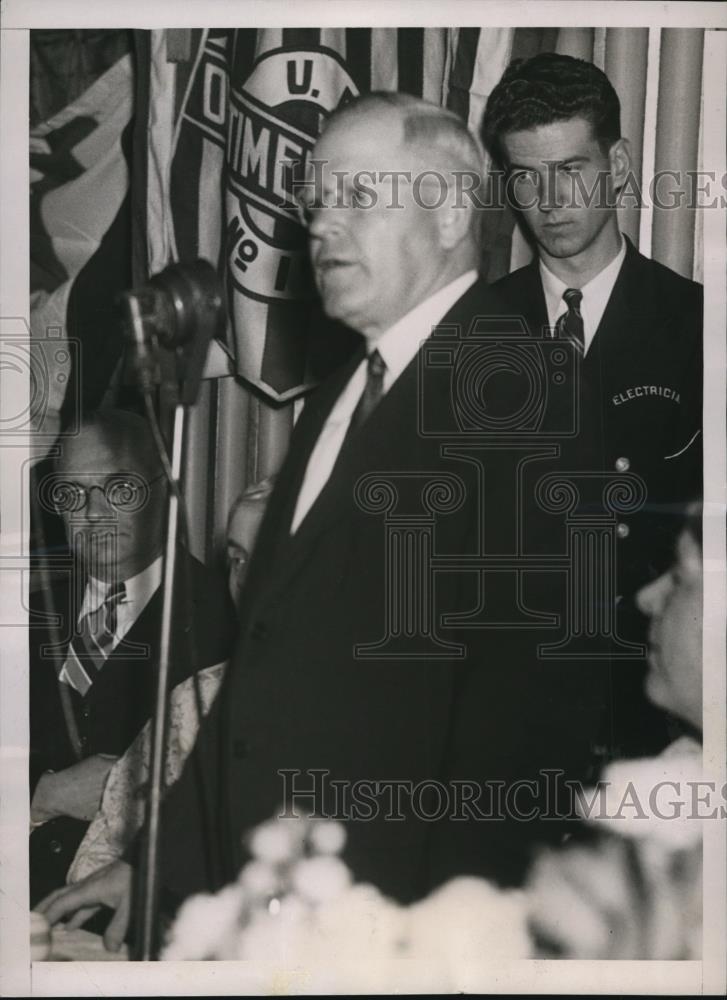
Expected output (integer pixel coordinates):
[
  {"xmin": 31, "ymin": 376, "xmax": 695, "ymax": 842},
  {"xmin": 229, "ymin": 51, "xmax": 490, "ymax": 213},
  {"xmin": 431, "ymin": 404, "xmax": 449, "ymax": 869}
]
[
  {"xmin": 555, "ymin": 287, "xmax": 585, "ymax": 356},
  {"xmin": 63, "ymin": 582, "xmax": 126, "ymax": 696}
]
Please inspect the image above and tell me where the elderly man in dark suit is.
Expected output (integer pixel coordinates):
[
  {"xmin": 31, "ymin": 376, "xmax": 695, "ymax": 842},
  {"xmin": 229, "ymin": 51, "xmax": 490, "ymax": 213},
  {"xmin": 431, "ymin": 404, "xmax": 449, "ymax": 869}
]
[
  {"xmin": 481, "ymin": 52, "xmax": 703, "ymax": 759},
  {"xmin": 39, "ymin": 93, "xmax": 611, "ymax": 950},
  {"xmin": 30, "ymin": 409, "xmax": 235, "ymax": 907}
]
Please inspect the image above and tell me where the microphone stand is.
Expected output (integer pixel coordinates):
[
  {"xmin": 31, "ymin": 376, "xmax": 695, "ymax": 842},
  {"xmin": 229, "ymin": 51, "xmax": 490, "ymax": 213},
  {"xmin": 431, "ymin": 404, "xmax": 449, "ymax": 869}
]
[
  {"xmin": 119, "ymin": 260, "xmax": 224, "ymax": 960},
  {"xmin": 137, "ymin": 400, "xmax": 184, "ymax": 961}
]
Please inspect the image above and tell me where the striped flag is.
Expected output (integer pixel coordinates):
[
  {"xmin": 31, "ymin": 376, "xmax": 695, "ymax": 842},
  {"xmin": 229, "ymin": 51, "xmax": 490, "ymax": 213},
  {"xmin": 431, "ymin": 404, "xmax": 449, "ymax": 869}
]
[
  {"xmin": 142, "ymin": 28, "xmax": 515, "ymax": 402},
  {"xmin": 444, "ymin": 28, "xmax": 515, "ymax": 137},
  {"xmin": 30, "ymin": 53, "xmax": 134, "ymax": 432}
]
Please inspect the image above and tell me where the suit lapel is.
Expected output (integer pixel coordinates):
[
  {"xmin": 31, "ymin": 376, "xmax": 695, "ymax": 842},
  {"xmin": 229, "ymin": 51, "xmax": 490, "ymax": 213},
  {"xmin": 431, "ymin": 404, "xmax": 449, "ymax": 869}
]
[
  {"xmin": 286, "ymin": 279, "xmax": 495, "ymax": 554},
  {"xmin": 513, "ymin": 260, "xmax": 549, "ymax": 338},
  {"xmin": 584, "ymin": 237, "xmax": 653, "ymax": 377},
  {"xmin": 289, "ymin": 357, "xmax": 420, "ymax": 545},
  {"xmin": 248, "ymin": 281, "xmax": 497, "ymax": 612},
  {"xmin": 256, "ymin": 355, "xmax": 421, "ymax": 607},
  {"xmin": 240, "ymin": 344, "xmax": 366, "ymax": 610}
]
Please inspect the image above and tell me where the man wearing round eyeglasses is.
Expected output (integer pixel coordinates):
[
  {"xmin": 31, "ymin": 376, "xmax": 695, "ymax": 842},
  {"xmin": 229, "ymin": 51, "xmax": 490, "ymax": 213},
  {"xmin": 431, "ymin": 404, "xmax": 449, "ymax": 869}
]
[
  {"xmin": 29, "ymin": 409, "xmax": 235, "ymax": 907},
  {"xmin": 53, "ymin": 426, "xmax": 167, "ymax": 586}
]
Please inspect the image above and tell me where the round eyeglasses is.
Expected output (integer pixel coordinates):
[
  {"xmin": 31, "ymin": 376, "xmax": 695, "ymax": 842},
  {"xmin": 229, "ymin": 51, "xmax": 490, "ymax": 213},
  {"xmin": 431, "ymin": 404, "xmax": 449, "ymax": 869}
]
[{"xmin": 49, "ymin": 473, "xmax": 166, "ymax": 514}]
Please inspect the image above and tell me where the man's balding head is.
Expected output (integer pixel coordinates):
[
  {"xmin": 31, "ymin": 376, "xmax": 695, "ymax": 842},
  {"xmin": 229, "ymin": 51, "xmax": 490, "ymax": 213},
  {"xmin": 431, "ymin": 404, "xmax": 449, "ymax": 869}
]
[
  {"xmin": 301, "ymin": 93, "xmax": 483, "ymax": 341},
  {"xmin": 324, "ymin": 91, "xmax": 486, "ymax": 182}
]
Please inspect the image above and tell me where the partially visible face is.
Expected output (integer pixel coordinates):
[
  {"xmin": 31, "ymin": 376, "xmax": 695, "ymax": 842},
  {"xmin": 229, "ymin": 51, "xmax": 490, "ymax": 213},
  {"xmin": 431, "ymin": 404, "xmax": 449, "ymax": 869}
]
[
  {"xmin": 227, "ymin": 499, "xmax": 267, "ymax": 608},
  {"xmin": 55, "ymin": 426, "xmax": 165, "ymax": 584},
  {"xmin": 303, "ymin": 109, "xmax": 445, "ymax": 341},
  {"xmin": 500, "ymin": 116, "xmax": 625, "ymax": 269},
  {"xmin": 636, "ymin": 529, "xmax": 703, "ymax": 731}
]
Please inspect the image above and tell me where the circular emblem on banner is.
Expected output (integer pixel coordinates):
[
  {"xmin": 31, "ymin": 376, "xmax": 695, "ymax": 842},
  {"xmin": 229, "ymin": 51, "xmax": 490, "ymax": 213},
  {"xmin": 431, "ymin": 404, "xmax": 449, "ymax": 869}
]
[{"xmin": 225, "ymin": 47, "xmax": 359, "ymax": 303}]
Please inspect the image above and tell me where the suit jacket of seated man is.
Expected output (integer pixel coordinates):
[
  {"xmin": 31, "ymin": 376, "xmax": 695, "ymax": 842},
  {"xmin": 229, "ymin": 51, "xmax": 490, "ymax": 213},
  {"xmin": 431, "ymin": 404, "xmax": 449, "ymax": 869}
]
[
  {"xmin": 490, "ymin": 235, "xmax": 703, "ymax": 759},
  {"xmin": 29, "ymin": 548, "xmax": 236, "ymax": 906},
  {"xmin": 145, "ymin": 276, "xmax": 617, "ymax": 911}
]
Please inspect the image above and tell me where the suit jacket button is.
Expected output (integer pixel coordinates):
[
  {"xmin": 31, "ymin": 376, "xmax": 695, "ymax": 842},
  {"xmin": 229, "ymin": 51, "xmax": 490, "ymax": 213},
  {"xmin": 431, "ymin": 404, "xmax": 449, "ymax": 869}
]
[
  {"xmin": 615, "ymin": 456, "xmax": 630, "ymax": 472},
  {"xmin": 232, "ymin": 738, "xmax": 248, "ymax": 759},
  {"xmin": 616, "ymin": 522, "xmax": 630, "ymax": 539},
  {"xmin": 49, "ymin": 839, "xmax": 63, "ymax": 854},
  {"xmin": 250, "ymin": 621, "xmax": 267, "ymax": 640}
]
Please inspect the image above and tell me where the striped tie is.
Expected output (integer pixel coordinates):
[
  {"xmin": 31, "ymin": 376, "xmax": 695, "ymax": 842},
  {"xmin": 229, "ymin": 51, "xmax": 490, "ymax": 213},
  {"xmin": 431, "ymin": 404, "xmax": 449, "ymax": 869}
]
[
  {"xmin": 555, "ymin": 287, "xmax": 585, "ymax": 356},
  {"xmin": 63, "ymin": 582, "xmax": 126, "ymax": 696}
]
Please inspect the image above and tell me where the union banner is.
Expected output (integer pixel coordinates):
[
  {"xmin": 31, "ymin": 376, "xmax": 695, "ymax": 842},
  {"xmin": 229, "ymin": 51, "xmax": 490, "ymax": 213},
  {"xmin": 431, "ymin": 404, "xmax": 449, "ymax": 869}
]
[{"xmin": 142, "ymin": 27, "xmax": 515, "ymax": 401}]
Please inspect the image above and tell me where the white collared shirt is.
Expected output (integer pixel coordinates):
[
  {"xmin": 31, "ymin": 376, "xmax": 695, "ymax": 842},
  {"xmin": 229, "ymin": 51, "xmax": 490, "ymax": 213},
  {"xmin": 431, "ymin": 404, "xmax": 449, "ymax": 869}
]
[
  {"xmin": 290, "ymin": 270, "xmax": 478, "ymax": 533},
  {"xmin": 540, "ymin": 236, "xmax": 627, "ymax": 354},
  {"xmin": 59, "ymin": 555, "xmax": 163, "ymax": 685}
]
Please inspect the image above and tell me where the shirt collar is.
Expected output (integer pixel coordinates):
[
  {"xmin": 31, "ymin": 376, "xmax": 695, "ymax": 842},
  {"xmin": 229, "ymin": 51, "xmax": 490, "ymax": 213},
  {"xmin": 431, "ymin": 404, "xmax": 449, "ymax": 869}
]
[
  {"xmin": 372, "ymin": 269, "xmax": 478, "ymax": 383},
  {"xmin": 325, "ymin": 270, "xmax": 479, "ymax": 429},
  {"xmin": 539, "ymin": 235, "xmax": 626, "ymax": 351},
  {"xmin": 82, "ymin": 555, "xmax": 163, "ymax": 617}
]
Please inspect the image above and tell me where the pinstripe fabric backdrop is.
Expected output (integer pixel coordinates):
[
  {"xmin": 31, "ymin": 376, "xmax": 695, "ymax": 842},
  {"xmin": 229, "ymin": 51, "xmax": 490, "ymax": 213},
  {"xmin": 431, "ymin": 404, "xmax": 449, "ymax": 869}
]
[
  {"xmin": 142, "ymin": 27, "xmax": 517, "ymax": 404},
  {"xmin": 131, "ymin": 27, "xmax": 712, "ymax": 559}
]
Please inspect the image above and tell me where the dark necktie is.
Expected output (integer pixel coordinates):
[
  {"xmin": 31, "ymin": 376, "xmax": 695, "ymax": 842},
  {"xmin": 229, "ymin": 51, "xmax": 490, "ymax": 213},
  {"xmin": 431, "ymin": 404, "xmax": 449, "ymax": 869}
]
[
  {"xmin": 555, "ymin": 287, "xmax": 585, "ymax": 356},
  {"xmin": 346, "ymin": 349, "xmax": 387, "ymax": 436},
  {"xmin": 63, "ymin": 582, "xmax": 126, "ymax": 696}
]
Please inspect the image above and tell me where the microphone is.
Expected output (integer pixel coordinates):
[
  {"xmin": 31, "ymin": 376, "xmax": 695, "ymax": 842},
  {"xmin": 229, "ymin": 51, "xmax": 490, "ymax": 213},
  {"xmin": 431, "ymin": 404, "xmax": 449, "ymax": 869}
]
[{"xmin": 119, "ymin": 259, "xmax": 226, "ymax": 404}]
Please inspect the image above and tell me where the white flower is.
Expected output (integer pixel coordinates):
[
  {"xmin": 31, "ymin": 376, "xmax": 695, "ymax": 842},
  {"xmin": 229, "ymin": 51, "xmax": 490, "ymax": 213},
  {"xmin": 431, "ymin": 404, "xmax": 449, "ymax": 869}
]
[
  {"xmin": 408, "ymin": 877, "xmax": 529, "ymax": 987},
  {"xmin": 313, "ymin": 883, "xmax": 408, "ymax": 960},
  {"xmin": 248, "ymin": 817, "xmax": 303, "ymax": 864},
  {"xmin": 235, "ymin": 893, "xmax": 313, "ymax": 963},
  {"xmin": 163, "ymin": 808, "xmax": 530, "ymax": 980},
  {"xmin": 161, "ymin": 885, "xmax": 243, "ymax": 960},
  {"xmin": 291, "ymin": 855, "xmax": 351, "ymax": 904},
  {"xmin": 307, "ymin": 819, "xmax": 346, "ymax": 855},
  {"xmin": 277, "ymin": 893, "xmax": 310, "ymax": 924},
  {"xmin": 240, "ymin": 859, "xmax": 279, "ymax": 899}
]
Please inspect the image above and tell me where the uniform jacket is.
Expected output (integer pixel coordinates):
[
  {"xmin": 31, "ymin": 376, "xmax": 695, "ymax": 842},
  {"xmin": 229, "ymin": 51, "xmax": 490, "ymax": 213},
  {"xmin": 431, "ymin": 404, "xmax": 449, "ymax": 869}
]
[
  {"xmin": 491, "ymin": 238, "xmax": 703, "ymax": 759},
  {"xmin": 154, "ymin": 278, "xmax": 613, "ymax": 908},
  {"xmin": 491, "ymin": 236, "xmax": 702, "ymax": 593},
  {"xmin": 29, "ymin": 550, "xmax": 235, "ymax": 906}
]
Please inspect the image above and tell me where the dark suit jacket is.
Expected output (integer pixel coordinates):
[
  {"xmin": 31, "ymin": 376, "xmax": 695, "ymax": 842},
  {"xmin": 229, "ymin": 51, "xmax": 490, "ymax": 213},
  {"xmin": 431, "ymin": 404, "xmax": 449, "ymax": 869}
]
[
  {"xmin": 153, "ymin": 278, "xmax": 615, "ymax": 908},
  {"xmin": 492, "ymin": 238, "xmax": 702, "ymax": 581},
  {"xmin": 29, "ymin": 550, "xmax": 235, "ymax": 906},
  {"xmin": 491, "ymin": 238, "xmax": 703, "ymax": 758}
]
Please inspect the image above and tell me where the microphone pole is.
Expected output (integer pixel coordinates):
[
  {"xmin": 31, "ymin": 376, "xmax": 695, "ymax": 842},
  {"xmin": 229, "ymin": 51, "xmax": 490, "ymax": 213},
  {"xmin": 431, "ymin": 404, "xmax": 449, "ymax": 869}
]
[{"xmin": 119, "ymin": 260, "xmax": 225, "ymax": 960}]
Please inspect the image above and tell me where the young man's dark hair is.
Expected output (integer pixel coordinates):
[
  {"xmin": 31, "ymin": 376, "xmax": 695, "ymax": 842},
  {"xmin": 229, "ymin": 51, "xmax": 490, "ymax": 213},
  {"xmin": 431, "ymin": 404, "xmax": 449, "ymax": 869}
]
[{"xmin": 482, "ymin": 51, "xmax": 622, "ymax": 166}]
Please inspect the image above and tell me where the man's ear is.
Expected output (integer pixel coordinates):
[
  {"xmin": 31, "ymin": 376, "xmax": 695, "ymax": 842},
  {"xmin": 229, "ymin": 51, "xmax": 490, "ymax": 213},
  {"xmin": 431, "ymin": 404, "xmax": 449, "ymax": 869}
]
[
  {"xmin": 608, "ymin": 137, "xmax": 631, "ymax": 194},
  {"xmin": 436, "ymin": 182, "xmax": 473, "ymax": 250}
]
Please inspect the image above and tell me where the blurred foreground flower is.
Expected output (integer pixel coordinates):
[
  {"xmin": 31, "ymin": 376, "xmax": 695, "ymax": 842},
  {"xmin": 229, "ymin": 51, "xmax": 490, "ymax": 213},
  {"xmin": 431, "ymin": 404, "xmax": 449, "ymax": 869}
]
[{"xmin": 161, "ymin": 811, "xmax": 528, "ymax": 988}]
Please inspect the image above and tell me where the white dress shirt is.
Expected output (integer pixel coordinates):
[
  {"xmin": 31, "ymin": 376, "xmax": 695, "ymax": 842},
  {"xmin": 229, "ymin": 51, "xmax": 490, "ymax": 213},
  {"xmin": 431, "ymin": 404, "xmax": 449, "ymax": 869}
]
[
  {"xmin": 291, "ymin": 270, "xmax": 479, "ymax": 533},
  {"xmin": 59, "ymin": 555, "xmax": 163, "ymax": 686},
  {"xmin": 540, "ymin": 235, "xmax": 627, "ymax": 354}
]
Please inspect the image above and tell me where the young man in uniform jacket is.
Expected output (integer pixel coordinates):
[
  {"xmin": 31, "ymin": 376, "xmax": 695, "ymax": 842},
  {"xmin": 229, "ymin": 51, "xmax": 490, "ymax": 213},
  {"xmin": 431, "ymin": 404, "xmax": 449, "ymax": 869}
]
[
  {"xmin": 29, "ymin": 410, "xmax": 235, "ymax": 906},
  {"xmin": 481, "ymin": 52, "xmax": 703, "ymax": 760},
  {"xmin": 38, "ymin": 95, "xmax": 617, "ymax": 948}
]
